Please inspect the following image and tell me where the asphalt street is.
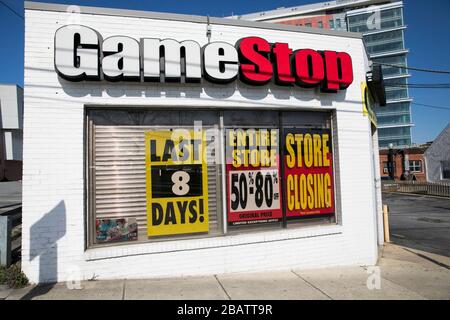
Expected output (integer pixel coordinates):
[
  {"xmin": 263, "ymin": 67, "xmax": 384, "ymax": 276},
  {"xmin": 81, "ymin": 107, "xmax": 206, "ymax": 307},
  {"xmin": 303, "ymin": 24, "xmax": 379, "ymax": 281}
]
[
  {"xmin": 0, "ymin": 181, "xmax": 22, "ymax": 262},
  {"xmin": 0, "ymin": 181, "xmax": 21, "ymax": 210},
  {"xmin": 383, "ymin": 192, "xmax": 450, "ymax": 257}
]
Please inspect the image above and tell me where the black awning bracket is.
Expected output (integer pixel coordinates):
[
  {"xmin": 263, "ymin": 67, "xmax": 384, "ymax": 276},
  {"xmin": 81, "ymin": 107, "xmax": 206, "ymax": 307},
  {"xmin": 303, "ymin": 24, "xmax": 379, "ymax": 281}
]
[{"xmin": 366, "ymin": 65, "xmax": 386, "ymax": 107}]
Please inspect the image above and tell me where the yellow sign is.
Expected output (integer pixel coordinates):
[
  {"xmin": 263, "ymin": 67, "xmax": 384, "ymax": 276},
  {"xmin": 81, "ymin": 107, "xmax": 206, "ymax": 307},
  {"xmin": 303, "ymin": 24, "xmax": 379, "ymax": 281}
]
[
  {"xmin": 361, "ymin": 81, "xmax": 378, "ymax": 127},
  {"xmin": 145, "ymin": 130, "xmax": 209, "ymax": 237}
]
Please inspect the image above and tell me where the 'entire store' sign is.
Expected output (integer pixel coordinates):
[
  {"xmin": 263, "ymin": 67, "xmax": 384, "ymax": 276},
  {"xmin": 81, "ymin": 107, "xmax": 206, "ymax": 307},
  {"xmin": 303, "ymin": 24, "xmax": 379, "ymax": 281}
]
[{"xmin": 54, "ymin": 25, "xmax": 354, "ymax": 92}]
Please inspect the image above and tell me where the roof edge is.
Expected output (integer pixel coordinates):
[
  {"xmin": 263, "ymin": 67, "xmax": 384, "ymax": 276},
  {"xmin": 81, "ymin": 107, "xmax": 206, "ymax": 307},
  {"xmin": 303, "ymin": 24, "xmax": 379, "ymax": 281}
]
[
  {"xmin": 0, "ymin": 83, "xmax": 23, "ymax": 89},
  {"xmin": 24, "ymin": 1, "xmax": 363, "ymax": 39},
  {"xmin": 424, "ymin": 123, "xmax": 450, "ymax": 156},
  {"xmin": 233, "ymin": 0, "xmax": 391, "ymax": 21}
]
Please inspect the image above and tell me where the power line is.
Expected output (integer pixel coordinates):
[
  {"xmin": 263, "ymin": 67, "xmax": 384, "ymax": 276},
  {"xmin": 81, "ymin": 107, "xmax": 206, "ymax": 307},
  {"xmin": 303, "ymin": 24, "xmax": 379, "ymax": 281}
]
[
  {"xmin": 385, "ymin": 84, "xmax": 450, "ymax": 89},
  {"xmin": 412, "ymin": 102, "xmax": 450, "ymax": 111},
  {"xmin": 0, "ymin": 0, "xmax": 23, "ymax": 19},
  {"xmin": 373, "ymin": 62, "xmax": 450, "ymax": 75},
  {"xmin": 386, "ymin": 83, "xmax": 450, "ymax": 87}
]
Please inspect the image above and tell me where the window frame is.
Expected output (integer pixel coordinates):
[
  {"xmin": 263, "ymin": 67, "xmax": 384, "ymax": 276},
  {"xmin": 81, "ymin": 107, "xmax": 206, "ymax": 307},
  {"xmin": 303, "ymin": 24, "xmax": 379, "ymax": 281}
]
[
  {"xmin": 329, "ymin": 19, "xmax": 335, "ymax": 29},
  {"xmin": 383, "ymin": 161, "xmax": 396, "ymax": 175},
  {"xmin": 85, "ymin": 107, "xmax": 340, "ymax": 249},
  {"xmin": 383, "ymin": 162, "xmax": 389, "ymax": 174},
  {"xmin": 85, "ymin": 108, "xmax": 225, "ymax": 248},
  {"xmin": 408, "ymin": 160, "xmax": 422, "ymax": 173},
  {"xmin": 441, "ymin": 161, "xmax": 450, "ymax": 180}
]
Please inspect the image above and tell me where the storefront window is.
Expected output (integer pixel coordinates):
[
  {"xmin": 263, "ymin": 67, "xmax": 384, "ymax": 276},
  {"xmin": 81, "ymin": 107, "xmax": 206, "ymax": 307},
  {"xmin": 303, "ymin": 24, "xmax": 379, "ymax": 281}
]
[
  {"xmin": 86, "ymin": 109, "xmax": 337, "ymax": 247},
  {"xmin": 87, "ymin": 109, "xmax": 222, "ymax": 246}
]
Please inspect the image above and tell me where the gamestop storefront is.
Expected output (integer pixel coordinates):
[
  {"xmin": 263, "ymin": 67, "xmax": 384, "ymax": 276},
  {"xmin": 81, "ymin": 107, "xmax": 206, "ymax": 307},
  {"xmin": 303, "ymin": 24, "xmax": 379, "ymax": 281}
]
[{"xmin": 23, "ymin": 2, "xmax": 383, "ymax": 283}]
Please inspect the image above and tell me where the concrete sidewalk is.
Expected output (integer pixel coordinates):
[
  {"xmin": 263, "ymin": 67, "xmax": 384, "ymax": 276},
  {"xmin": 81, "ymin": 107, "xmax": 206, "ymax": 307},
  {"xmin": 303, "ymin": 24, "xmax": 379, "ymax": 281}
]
[{"xmin": 2, "ymin": 244, "xmax": 449, "ymax": 300}]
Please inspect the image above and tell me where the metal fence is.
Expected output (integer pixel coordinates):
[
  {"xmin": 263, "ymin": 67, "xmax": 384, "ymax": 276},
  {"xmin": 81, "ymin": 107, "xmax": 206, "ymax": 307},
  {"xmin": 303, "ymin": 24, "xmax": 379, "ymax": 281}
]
[{"xmin": 382, "ymin": 181, "xmax": 450, "ymax": 197}]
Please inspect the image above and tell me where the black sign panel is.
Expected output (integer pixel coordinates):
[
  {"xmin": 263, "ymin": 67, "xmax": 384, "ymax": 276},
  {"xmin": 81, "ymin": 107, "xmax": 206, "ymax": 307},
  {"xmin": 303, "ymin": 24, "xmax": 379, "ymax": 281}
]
[{"xmin": 150, "ymin": 165, "xmax": 203, "ymax": 198}]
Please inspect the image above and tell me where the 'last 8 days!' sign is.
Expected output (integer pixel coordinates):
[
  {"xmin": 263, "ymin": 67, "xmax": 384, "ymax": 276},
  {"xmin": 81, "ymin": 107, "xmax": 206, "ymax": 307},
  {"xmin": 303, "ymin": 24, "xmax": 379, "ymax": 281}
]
[
  {"xmin": 145, "ymin": 130, "xmax": 209, "ymax": 237},
  {"xmin": 226, "ymin": 129, "xmax": 282, "ymax": 226}
]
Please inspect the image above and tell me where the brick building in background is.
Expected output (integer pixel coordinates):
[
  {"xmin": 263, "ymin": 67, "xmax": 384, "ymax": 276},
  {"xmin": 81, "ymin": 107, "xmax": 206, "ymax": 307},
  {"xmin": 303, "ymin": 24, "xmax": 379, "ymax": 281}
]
[
  {"xmin": 379, "ymin": 144, "xmax": 430, "ymax": 181},
  {"xmin": 378, "ymin": 124, "xmax": 450, "ymax": 182}
]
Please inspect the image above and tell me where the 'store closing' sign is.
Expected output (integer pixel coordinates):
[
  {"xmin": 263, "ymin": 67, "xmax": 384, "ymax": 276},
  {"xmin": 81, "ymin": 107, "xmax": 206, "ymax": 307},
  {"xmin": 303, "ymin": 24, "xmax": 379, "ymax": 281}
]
[
  {"xmin": 284, "ymin": 128, "xmax": 334, "ymax": 218},
  {"xmin": 145, "ymin": 130, "xmax": 209, "ymax": 237}
]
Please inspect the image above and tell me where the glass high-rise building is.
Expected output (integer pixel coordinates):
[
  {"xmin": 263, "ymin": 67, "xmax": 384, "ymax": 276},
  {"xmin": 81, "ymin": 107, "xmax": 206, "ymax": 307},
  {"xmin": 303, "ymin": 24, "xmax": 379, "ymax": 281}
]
[{"xmin": 233, "ymin": 0, "xmax": 413, "ymax": 148}]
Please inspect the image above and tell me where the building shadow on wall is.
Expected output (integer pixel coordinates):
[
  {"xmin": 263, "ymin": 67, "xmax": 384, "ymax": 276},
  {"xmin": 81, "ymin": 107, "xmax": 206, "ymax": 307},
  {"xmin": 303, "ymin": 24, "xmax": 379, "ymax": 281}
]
[
  {"xmin": 57, "ymin": 75, "xmax": 350, "ymax": 106},
  {"xmin": 21, "ymin": 201, "xmax": 66, "ymax": 300}
]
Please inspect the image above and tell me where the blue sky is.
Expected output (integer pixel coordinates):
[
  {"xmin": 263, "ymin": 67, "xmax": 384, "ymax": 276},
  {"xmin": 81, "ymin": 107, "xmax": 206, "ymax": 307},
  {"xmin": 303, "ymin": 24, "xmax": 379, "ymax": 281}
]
[{"xmin": 1, "ymin": 0, "xmax": 449, "ymax": 143}]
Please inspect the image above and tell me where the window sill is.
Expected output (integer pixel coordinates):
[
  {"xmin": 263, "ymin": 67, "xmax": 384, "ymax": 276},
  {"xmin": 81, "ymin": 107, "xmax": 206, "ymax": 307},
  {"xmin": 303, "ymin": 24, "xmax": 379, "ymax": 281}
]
[{"xmin": 84, "ymin": 224, "xmax": 343, "ymax": 261}]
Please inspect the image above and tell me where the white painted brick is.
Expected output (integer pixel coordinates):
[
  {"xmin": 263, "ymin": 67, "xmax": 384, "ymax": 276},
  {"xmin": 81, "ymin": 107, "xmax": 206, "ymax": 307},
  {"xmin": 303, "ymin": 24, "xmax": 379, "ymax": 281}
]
[{"xmin": 22, "ymin": 7, "xmax": 381, "ymax": 283}]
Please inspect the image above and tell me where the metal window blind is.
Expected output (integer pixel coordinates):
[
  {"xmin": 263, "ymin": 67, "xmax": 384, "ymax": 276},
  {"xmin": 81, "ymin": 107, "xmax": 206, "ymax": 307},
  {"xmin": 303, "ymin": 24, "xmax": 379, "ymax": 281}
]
[{"xmin": 90, "ymin": 124, "xmax": 221, "ymax": 245}]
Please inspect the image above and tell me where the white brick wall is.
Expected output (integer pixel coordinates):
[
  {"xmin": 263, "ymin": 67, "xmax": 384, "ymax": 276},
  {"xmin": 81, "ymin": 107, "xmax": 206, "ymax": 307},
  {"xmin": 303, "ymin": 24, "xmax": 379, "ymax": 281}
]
[{"xmin": 22, "ymin": 8, "xmax": 380, "ymax": 283}]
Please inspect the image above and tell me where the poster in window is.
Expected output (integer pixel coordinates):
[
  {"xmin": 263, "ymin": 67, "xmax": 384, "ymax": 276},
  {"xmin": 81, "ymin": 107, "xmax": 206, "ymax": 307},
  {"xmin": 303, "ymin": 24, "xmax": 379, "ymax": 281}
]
[
  {"xmin": 145, "ymin": 130, "xmax": 209, "ymax": 237},
  {"xmin": 361, "ymin": 81, "xmax": 378, "ymax": 127},
  {"xmin": 225, "ymin": 129, "xmax": 282, "ymax": 226},
  {"xmin": 284, "ymin": 128, "xmax": 335, "ymax": 218},
  {"xmin": 96, "ymin": 218, "xmax": 138, "ymax": 243}
]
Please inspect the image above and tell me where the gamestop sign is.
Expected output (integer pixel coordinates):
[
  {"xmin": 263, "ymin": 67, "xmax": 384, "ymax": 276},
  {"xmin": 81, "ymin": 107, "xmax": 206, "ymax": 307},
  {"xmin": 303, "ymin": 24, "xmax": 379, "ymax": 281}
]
[{"xmin": 54, "ymin": 25, "xmax": 354, "ymax": 92}]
